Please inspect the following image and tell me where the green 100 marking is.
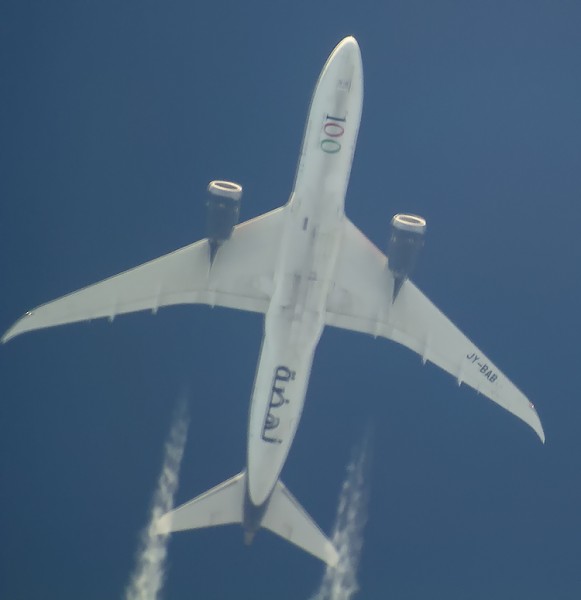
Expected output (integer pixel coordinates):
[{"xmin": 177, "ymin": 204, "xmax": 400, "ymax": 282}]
[{"xmin": 320, "ymin": 114, "xmax": 346, "ymax": 154}]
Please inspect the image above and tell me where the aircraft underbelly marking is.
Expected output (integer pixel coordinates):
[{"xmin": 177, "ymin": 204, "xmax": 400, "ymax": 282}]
[
  {"xmin": 466, "ymin": 352, "xmax": 498, "ymax": 383},
  {"xmin": 247, "ymin": 343, "xmax": 315, "ymax": 505},
  {"xmin": 261, "ymin": 365, "xmax": 296, "ymax": 445}
]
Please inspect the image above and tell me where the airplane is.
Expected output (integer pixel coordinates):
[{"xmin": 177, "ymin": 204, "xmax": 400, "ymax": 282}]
[{"xmin": 2, "ymin": 36, "xmax": 544, "ymax": 567}]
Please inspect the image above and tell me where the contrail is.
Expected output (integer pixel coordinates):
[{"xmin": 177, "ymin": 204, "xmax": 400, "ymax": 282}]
[
  {"xmin": 124, "ymin": 398, "xmax": 189, "ymax": 600},
  {"xmin": 310, "ymin": 433, "xmax": 371, "ymax": 600}
]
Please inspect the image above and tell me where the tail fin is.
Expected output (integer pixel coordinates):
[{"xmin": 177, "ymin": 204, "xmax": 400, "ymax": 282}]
[
  {"xmin": 156, "ymin": 472, "xmax": 245, "ymax": 534},
  {"xmin": 263, "ymin": 480, "xmax": 338, "ymax": 567},
  {"xmin": 156, "ymin": 472, "xmax": 338, "ymax": 567}
]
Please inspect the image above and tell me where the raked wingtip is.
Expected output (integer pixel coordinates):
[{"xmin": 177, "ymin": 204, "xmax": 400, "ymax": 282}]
[
  {"xmin": 532, "ymin": 415, "xmax": 545, "ymax": 444},
  {"xmin": 1, "ymin": 324, "xmax": 18, "ymax": 344},
  {"xmin": 1, "ymin": 314, "xmax": 30, "ymax": 344}
]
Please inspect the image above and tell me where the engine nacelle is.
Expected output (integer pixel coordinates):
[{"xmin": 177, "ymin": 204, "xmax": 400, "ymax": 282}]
[
  {"xmin": 387, "ymin": 213, "xmax": 426, "ymax": 300},
  {"xmin": 206, "ymin": 180, "xmax": 243, "ymax": 261}
]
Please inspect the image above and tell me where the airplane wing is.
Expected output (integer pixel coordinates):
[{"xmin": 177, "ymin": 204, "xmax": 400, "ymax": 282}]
[
  {"xmin": 2, "ymin": 207, "xmax": 285, "ymax": 343},
  {"xmin": 325, "ymin": 218, "xmax": 545, "ymax": 442}
]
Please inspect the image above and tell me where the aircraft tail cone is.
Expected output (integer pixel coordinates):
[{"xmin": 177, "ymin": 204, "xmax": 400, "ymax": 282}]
[{"xmin": 243, "ymin": 530, "xmax": 255, "ymax": 545}]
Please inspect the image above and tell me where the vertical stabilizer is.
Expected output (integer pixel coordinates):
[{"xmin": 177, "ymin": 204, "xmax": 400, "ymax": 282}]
[{"xmin": 262, "ymin": 480, "xmax": 338, "ymax": 567}]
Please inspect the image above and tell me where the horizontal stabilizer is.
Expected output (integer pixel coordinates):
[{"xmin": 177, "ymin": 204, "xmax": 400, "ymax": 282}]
[
  {"xmin": 262, "ymin": 480, "xmax": 338, "ymax": 567},
  {"xmin": 156, "ymin": 472, "xmax": 245, "ymax": 534}
]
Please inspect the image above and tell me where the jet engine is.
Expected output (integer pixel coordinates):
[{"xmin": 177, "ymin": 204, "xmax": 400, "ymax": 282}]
[
  {"xmin": 387, "ymin": 213, "xmax": 427, "ymax": 301},
  {"xmin": 206, "ymin": 180, "xmax": 243, "ymax": 262}
]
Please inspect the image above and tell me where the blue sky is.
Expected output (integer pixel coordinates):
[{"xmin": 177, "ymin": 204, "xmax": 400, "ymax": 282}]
[{"xmin": 1, "ymin": 1, "xmax": 580, "ymax": 598}]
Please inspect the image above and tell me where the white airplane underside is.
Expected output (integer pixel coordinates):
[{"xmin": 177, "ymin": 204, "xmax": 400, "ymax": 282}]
[{"xmin": 2, "ymin": 37, "xmax": 544, "ymax": 567}]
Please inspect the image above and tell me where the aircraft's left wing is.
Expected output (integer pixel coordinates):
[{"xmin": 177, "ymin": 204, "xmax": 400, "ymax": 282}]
[
  {"xmin": 325, "ymin": 218, "xmax": 545, "ymax": 442},
  {"xmin": 2, "ymin": 207, "xmax": 285, "ymax": 343}
]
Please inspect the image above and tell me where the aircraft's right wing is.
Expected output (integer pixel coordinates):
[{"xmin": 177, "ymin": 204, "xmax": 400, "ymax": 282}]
[
  {"xmin": 2, "ymin": 207, "xmax": 285, "ymax": 343},
  {"xmin": 325, "ymin": 218, "xmax": 544, "ymax": 442}
]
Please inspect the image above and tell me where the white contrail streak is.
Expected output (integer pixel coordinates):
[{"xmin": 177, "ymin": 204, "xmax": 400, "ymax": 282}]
[
  {"xmin": 310, "ymin": 434, "xmax": 371, "ymax": 600},
  {"xmin": 124, "ymin": 399, "xmax": 189, "ymax": 600}
]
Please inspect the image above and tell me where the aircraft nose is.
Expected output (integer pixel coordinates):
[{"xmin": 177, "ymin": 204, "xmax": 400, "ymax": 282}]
[
  {"xmin": 325, "ymin": 36, "xmax": 362, "ymax": 74},
  {"xmin": 335, "ymin": 36, "xmax": 360, "ymax": 58},
  {"xmin": 340, "ymin": 35, "xmax": 359, "ymax": 48}
]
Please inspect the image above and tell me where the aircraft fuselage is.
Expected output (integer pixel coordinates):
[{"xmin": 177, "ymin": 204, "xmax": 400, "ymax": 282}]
[{"xmin": 245, "ymin": 38, "xmax": 364, "ymax": 523}]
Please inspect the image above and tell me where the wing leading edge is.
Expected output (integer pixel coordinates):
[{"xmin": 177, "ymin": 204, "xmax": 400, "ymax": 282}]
[
  {"xmin": 325, "ymin": 218, "xmax": 544, "ymax": 442},
  {"xmin": 2, "ymin": 207, "xmax": 285, "ymax": 343}
]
